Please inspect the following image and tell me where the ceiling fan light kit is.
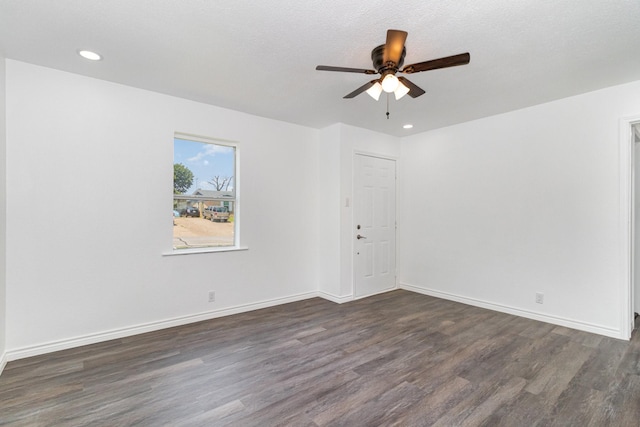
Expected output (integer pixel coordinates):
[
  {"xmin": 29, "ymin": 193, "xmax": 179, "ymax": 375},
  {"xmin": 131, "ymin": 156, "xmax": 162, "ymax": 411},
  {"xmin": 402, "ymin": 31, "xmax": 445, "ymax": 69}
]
[
  {"xmin": 316, "ymin": 29, "xmax": 470, "ymax": 101},
  {"xmin": 363, "ymin": 75, "xmax": 410, "ymax": 101}
]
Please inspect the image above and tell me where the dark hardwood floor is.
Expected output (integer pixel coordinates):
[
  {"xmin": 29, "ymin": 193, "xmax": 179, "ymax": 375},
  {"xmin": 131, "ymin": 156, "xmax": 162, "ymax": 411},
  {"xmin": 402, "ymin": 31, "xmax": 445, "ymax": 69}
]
[{"xmin": 1, "ymin": 290, "xmax": 639, "ymax": 426}]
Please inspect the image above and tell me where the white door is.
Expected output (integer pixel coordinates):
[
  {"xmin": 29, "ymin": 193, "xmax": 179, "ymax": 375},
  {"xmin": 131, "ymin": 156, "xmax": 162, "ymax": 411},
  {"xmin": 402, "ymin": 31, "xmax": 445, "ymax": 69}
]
[{"xmin": 354, "ymin": 154, "xmax": 397, "ymax": 298}]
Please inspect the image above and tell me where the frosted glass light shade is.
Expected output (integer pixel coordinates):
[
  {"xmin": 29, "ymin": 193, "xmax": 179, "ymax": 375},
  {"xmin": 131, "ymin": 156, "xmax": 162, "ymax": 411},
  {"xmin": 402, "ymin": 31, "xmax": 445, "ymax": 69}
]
[
  {"xmin": 381, "ymin": 74, "xmax": 399, "ymax": 92},
  {"xmin": 394, "ymin": 81, "xmax": 410, "ymax": 100},
  {"xmin": 366, "ymin": 82, "xmax": 383, "ymax": 101}
]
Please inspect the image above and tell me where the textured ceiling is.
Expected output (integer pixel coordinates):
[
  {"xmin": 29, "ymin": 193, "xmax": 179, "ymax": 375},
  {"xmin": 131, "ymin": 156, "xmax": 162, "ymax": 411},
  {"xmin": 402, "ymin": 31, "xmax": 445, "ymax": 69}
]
[{"xmin": 1, "ymin": 0, "xmax": 640, "ymax": 137}]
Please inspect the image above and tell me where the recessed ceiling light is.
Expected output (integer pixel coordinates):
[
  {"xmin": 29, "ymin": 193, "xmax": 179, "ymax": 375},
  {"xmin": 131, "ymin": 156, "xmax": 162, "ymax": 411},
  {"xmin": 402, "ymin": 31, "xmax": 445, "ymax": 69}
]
[
  {"xmin": 403, "ymin": 124, "xmax": 413, "ymax": 129},
  {"xmin": 78, "ymin": 50, "xmax": 102, "ymax": 61}
]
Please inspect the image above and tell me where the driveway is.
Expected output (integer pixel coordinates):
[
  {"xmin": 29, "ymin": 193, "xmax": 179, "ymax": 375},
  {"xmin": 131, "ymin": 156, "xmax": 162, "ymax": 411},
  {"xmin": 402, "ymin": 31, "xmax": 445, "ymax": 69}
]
[{"xmin": 173, "ymin": 217, "xmax": 234, "ymax": 249}]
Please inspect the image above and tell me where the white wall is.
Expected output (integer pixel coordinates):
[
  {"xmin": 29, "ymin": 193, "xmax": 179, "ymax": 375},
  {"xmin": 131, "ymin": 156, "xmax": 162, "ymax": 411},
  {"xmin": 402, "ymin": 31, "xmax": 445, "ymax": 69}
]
[
  {"xmin": 317, "ymin": 123, "xmax": 401, "ymax": 301},
  {"xmin": 317, "ymin": 124, "xmax": 342, "ymax": 299},
  {"xmin": 6, "ymin": 58, "xmax": 638, "ymax": 363},
  {"xmin": 400, "ymin": 80, "xmax": 640, "ymax": 338},
  {"xmin": 338, "ymin": 125, "xmax": 401, "ymax": 297},
  {"xmin": 0, "ymin": 57, "xmax": 7, "ymax": 369},
  {"xmin": 5, "ymin": 60, "xmax": 320, "ymax": 355}
]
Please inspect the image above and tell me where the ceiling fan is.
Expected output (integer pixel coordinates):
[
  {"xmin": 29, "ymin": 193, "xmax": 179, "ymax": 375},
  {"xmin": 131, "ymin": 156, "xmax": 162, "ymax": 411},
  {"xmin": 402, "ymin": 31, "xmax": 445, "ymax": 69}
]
[{"xmin": 316, "ymin": 29, "xmax": 470, "ymax": 101}]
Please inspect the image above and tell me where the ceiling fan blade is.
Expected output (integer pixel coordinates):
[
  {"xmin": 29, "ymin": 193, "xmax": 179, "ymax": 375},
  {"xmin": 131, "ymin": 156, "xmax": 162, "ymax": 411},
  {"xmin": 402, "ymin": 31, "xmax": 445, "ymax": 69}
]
[
  {"xmin": 401, "ymin": 52, "xmax": 470, "ymax": 74},
  {"xmin": 383, "ymin": 29, "xmax": 408, "ymax": 65},
  {"xmin": 316, "ymin": 65, "xmax": 376, "ymax": 74},
  {"xmin": 398, "ymin": 77, "xmax": 426, "ymax": 98},
  {"xmin": 343, "ymin": 80, "xmax": 378, "ymax": 99}
]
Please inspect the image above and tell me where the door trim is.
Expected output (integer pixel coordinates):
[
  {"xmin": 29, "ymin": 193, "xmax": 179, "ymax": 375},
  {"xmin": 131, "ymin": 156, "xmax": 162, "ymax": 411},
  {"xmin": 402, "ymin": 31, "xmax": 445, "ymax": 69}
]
[{"xmin": 619, "ymin": 115, "xmax": 640, "ymax": 339}]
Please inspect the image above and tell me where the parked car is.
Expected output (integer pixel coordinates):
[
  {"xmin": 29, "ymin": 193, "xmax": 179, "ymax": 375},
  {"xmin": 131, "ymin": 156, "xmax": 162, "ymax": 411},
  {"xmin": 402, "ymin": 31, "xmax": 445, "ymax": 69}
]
[
  {"xmin": 203, "ymin": 206, "xmax": 230, "ymax": 222},
  {"xmin": 181, "ymin": 206, "xmax": 200, "ymax": 217}
]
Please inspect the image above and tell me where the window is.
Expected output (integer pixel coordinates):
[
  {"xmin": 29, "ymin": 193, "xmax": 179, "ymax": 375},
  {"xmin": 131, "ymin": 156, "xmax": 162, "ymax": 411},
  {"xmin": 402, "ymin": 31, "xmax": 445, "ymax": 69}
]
[{"xmin": 173, "ymin": 133, "xmax": 237, "ymax": 251}]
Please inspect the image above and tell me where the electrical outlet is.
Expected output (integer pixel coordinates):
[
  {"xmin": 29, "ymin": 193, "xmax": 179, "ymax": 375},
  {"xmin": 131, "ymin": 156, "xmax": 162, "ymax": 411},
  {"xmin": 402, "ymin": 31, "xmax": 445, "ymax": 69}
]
[
  {"xmin": 535, "ymin": 293, "xmax": 544, "ymax": 304},
  {"xmin": 208, "ymin": 291, "xmax": 215, "ymax": 303}
]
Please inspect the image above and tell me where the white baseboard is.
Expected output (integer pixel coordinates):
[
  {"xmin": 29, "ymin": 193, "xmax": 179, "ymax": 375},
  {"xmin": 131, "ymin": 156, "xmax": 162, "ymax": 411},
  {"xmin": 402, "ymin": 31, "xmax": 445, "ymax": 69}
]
[
  {"xmin": 399, "ymin": 282, "xmax": 624, "ymax": 340},
  {"xmin": 318, "ymin": 291, "xmax": 353, "ymax": 304},
  {"xmin": 0, "ymin": 351, "xmax": 7, "ymax": 376},
  {"xmin": 352, "ymin": 285, "xmax": 399, "ymax": 301},
  {"xmin": 8, "ymin": 283, "xmax": 620, "ymax": 364},
  {"xmin": 318, "ymin": 286, "xmax": 401, "ymax": 304},
  {"xmin": 6, "ymin": 291, "xmax": 319, "ymax": 361}
]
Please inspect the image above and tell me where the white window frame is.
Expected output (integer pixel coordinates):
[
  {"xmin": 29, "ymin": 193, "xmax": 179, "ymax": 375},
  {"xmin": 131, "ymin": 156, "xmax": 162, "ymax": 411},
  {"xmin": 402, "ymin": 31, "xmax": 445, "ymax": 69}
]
[{"xmin": 164, "ymin": 132, "xmax": 247, "ymax": 255}]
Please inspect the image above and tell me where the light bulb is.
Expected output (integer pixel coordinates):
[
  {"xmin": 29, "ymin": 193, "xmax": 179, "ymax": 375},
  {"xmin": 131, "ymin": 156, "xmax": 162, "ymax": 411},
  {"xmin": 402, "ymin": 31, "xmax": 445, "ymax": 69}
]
[
  {"xmin": 381, "ymin": 74, "xmax": 399, "ymax": 93},
  {"xmin": 366, "ymin": 82, "xmax": 383, "ymax": 101}
]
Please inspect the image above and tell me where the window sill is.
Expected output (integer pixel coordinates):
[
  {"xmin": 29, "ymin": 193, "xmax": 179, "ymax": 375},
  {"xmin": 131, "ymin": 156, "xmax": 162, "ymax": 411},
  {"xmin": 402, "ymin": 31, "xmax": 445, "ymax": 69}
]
[{"xmin": 162, "ymin": 246, "xmax": 249, "ymax": 256}]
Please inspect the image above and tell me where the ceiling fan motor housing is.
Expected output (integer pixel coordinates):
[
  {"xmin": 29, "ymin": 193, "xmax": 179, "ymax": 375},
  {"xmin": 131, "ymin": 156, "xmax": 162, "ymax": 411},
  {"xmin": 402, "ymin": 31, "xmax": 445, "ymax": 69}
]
[{"xmin": 372, "ymin": 44, "xmax": 406, "ymax": 74}]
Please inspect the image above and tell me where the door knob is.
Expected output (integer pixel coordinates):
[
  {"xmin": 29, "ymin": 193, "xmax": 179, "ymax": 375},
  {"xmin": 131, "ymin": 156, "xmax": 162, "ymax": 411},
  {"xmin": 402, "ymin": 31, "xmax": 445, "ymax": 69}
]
[{"xmin": 357, "ymin": 234, "xmax": 367, "ymax": 240}]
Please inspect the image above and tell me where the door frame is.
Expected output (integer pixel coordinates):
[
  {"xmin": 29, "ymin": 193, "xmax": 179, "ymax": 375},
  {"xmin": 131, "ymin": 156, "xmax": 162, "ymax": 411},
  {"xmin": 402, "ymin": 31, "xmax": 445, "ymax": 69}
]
[
  {"xmin": 352, "ymin": 150, "xmax": 399, "ymax": 300},
  {"xmin": 619, "ymin": 115, "xmax": 640, "ymax": 339}
]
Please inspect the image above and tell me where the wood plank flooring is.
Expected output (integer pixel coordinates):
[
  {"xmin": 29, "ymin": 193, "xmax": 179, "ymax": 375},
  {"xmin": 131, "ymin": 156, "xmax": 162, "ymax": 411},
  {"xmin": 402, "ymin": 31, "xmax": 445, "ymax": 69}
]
[{"xmin": 1, "ymin": 290, "xmax": 640, "ymax": 426}]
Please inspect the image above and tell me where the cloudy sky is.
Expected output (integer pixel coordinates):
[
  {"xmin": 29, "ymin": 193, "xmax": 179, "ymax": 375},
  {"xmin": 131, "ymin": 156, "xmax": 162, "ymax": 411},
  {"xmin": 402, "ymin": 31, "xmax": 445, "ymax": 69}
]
[{"xmin": 174, "ymin": 137, "xmax": 235, "ymax": 194}]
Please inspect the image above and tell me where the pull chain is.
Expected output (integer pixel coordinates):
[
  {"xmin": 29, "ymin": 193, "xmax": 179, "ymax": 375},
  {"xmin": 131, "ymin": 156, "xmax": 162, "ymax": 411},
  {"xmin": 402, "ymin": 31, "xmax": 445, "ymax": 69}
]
[{"xmin": 386, "ymin": 93, "xmax": 390, "ymax": 119}]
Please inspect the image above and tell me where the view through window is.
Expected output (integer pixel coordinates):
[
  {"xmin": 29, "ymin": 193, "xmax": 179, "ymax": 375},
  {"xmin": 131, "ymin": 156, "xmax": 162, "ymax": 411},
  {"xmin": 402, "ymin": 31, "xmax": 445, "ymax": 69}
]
[{"xmin": 173, "ymin": 134, "xmax": 237, "ymax": 250}]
